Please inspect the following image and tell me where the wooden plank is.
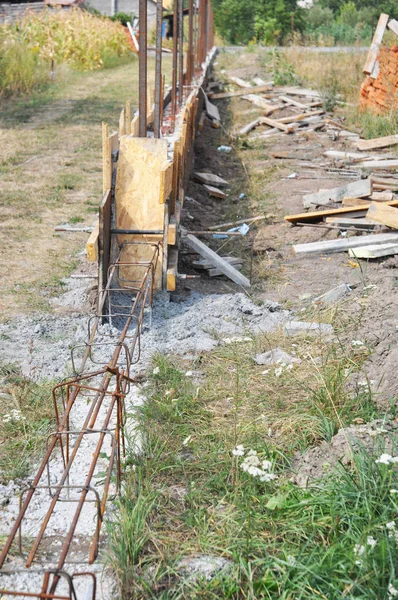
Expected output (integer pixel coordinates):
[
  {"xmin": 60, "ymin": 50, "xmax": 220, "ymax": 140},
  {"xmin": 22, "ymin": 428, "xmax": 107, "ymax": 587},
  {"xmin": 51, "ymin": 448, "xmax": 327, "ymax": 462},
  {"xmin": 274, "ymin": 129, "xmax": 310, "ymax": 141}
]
[
  {"xmin": 238, "ymin": 118, "xmax": 261, "ymax": 136},
  {"xmin": 323, "ymin": 150, "xmax": 368, "ymax": 161},
  {"xmin": 167, "ymin": 219, "xmax": 177, "ymax": 245},
  {"xmin": 86, "ymin": 221, "xmax": 99, "ymax": 262},
  {"xmin": 371, "ymin": 175, "xmax": 398, "ymax": 189},
  {"xmin": 277, "ymin": 110, "xmax": 324, "ymax": 124},
  {"xmin": 119, "ymin": 108, "xmax": 126, "ymax": 137},
  {"xmin": 211, "ymin": 84, "xmax": 273, "ymax": 100},
  {"xmin": 372, "ymin": 190, "xmax": 394, "ymax": 201},
  {"xmin": 166, "ymin": 247, "xmax": 178, "ymax": 291},
  {"xmin": 303, "ymin": 179, "xmax": 372, "ymax": 209},
  {"xmin": 183, "ymin": 233, "xmax": 251, "ymax": 287},
  {"xmin": 279, "ymin": 95, "xmax": 310, "ymax": 109},
  {"xmin": 102, "ymin": 122, "xmax": 111, "ymax": 194},
  {"xmin": 348, "ymin": 243, "xmax": 398, "ymax": 258},
  {"xmin": 284, "ymin": 200, "xmax": 398, "ymax": 224},
  {"xmin": 356, "ymin": 134, "xmax": 398, "ymax": 151},
  {"xmin": 259, "ymin": 115, "xmax": 294, "ymax": 133},
  {"xmin": 363, "ymin": 13, "xmax": 389, "ymax": 74},
  {"xmin": 160, "ymin": 161, "xmax": 174, "ymax": 204},
  {"xmin": 388, "ymin": 18, "xmax": 398, "ymax": 36},
  {"xmin": 293, "ymin": 232, "xmax": 398, "ymax": 255},
  {"xmin": 98, "ymin": 189, "xmax": 111, "ymax": 294},
  {"xmin": 229, "ymin": 76, "xmax": 252, "ymax": 88},
  {"xmin": 360, "ymin": 159, "xmax": 398, "ymax": 170},
  {"xmin": 194, "ymin": 172, "xmax": 229, "ymax": 186},
  {"xmin": 342, "ymin": 197, "xmax": 374, "ymax": 207},
  {"xmin": 193, "ymin": 256, "xmax": 242, "ymax": 269},
  {"xmin": 342, "ymin": 191, "xmax": 393, "ymax": 206},
  {"xmin": 326, "ymin": 217, "xmax": 381, "ymax": 229},
  {"xmin": 279, "ymin": 87, "xmax": 321, "ymax": 98},
  {"xmin": 203, "ymin": 184, "xmax": 226, "ymax": 199},
  {"xmin": 366, "ymin": 201, "xmax": 398, "ymax": 229},
  {"xmin": 125, "ymin": 100, "xmax": 131, "ymax": 135},
  {"xmin": 243, "ymin": 95, "xmax": 282, "ymax": 113}
]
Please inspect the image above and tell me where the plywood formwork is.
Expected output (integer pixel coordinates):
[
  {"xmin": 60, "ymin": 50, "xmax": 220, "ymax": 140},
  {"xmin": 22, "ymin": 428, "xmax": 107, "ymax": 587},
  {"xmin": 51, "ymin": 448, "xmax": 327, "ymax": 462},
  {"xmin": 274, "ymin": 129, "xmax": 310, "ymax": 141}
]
[{"xmin": 87, "ymin": 47, "xmax": 215, "ymax": 294}]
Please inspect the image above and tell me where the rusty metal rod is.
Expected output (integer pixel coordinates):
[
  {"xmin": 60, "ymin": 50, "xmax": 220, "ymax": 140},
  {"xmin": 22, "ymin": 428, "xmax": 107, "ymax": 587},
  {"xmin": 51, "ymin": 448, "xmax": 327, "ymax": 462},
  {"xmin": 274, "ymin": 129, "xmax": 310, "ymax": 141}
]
[
  {"xmin": 138, "ymin": 0, "xmax": 148, "ymax": 137},
  {"xmin": 154, "ymin": 0, "xmax": 163, "ymax": 138},
  {"xmin": 178, "ymin": 0, "xmax": 184, "ymax": 107}
]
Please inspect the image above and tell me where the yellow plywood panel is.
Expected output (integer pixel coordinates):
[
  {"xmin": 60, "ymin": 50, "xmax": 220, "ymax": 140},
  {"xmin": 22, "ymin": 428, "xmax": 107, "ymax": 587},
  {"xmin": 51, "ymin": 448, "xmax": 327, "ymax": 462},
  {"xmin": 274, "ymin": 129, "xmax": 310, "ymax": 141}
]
[
  {"xmin": 160, "ymin": 161, "xmax": 174, "ymax": 204},
  {"xmin": 115, "ymin": 136, "xmax": 170, "ymax": 231}
]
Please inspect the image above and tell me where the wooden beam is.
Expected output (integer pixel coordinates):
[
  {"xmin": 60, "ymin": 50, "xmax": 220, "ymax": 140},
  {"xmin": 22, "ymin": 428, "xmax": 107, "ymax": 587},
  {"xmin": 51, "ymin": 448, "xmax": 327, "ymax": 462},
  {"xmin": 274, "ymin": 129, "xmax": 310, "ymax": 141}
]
[
  {"xmin": 284, "ymin": 200, "xmax": 398, "ymax": 224},
  {"xmin": 277, "ymin": 109, "xmax": 324, "ymax": 124},
  {"xmin": 348, "ymin": 243, "xmax": 398, "ymax": 258},
  {"xmin": 259, "ymin": 115, "xmax": 294, "ymax": 133},
  {"xmin": 366, "ymin": 201, "xmax": 398, "ymax": 229},
  {"xmin": 102, "ymin": 122, "xmax": 111, "ymax": 194},
  {"xmin": 388, "ymin": 18, "xmax": 398, "ymax": 36},
  {"xmin": 360, "ymin": 159, "xmax": 398, "ymax": 170},
  {"xmin": 203, "ymin": 184, "xmax": 226, "ymax": 199},
  {"xmin": 211, "ymin": 84, "xmax": 273, "ymax": 99},
  {"xmin": 293, "ymin": 232, "xmax": 398, "ymax": 255},
  {"xmin": 363, "ymin": 13, "xmax": 389, "ymax": 74},
  {"xmin": 86, "ymin": 221, "xmax": 99, "ymax": 262},
  {"xmin": 303, "ymin": 179, "xmax": 372, "ymax": 209},
  {"xmin": 183, "ymin": 233, "xmax": 251, "ymax": 287},
  {"xmin": 357, "ymin": 134, "xmax": 398, "ymax": 151},
  {"xmin": 166, "ymin": 247, "xmax": 178, "ymax": 291}
]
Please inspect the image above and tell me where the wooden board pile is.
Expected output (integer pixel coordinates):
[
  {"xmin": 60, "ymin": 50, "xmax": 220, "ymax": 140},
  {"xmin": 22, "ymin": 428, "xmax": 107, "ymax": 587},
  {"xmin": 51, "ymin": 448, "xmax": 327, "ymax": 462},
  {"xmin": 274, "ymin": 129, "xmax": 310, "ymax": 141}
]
[
  {"xmin": 284, "ymin": 131, "xmax": 398, "ymax": 258},
  {"xmin": 209, "ymin": 75, "xmax": 329, "ymax": 140},
  {"xmin": 360, "ymin": 14, "xmax": 398, "ymax": 113}
]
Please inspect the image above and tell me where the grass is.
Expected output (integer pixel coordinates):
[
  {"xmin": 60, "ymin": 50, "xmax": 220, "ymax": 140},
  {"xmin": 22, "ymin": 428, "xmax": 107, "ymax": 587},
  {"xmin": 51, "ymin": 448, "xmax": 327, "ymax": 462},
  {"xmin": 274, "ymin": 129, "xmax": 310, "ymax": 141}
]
[
  {"xmin": 0, "ymin": 364, "xmax": 55, "ymax": 481},
  {"xmin": 0, "ymin": 9, "xmax": 132, "ymax": 96},
  {"xmin": 106, "ymin": 308, "xmax": 395, "ymax": 599}
]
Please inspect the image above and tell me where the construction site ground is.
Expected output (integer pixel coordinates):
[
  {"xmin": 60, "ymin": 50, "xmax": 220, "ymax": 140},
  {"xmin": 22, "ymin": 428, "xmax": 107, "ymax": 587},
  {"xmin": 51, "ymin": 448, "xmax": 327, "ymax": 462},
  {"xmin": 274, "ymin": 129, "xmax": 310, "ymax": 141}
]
[{"xmin": 1, "ymin": 46, "xmax": 398, "ymax": 598}]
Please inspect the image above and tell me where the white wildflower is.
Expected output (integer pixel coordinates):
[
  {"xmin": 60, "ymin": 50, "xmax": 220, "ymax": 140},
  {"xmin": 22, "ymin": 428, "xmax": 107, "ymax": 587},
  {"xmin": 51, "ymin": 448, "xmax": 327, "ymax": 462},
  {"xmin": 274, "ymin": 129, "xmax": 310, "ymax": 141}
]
[
  {"xmin": 261, "ymin": 370, "xmax": 269, "ymax": 376},
  {"xmin": 376, "ymin": 454, "xmax": 395, "ymax": 465},
  {"xmin": 240, "ymin": 449, "xmax": 277, "ymax": 482},
  {"xmin": 286, "ymin": 555, "xmax": 296, "ymax": 566},
  {"xmin": 232, "ymin": 445, "xmax": 245, "ymax": 457},
  {"xmin": 391, "ymin": 489, "xmax": 398, "ymax": 494},
  {"xmin": 262, "ymin": 459, "xmax": 272, "ymax": 471},
  {"xmin": 354, "ymin": 544, "xmax": 365, "ymax": 557},
  {"xmin": 259, "ymin": 472, "xmax": 278, "ymax": 482},
  {"xmin": 387, "ymin": 521, "xmax": 396, "ymax": 530},
  {"xmin": 182, "ymin": 435, "xmax": 192, "ymax": 446},
  {"xmin": 352, "ymin": 340, "xmax": 365, "ymax": 347},
  {"xmin": 185, "ymin": 371, "xmax": 193, "ymax": 377},
  {"xmin": 367, "ymin": 536, "xmax": 377, "ymax": 548},
  {"xmin": 153, "ymin": 366, "xmax": 160, "ymax": 375},
  {"xmin": 355, "ymin": 560, "xmax": 362, "ymax": 566},
  {"xmin": 275, "ymin": 367, "xmax": 283, "ymax": 378},
  {"xmin": 389, "ymin": 583, "xmax": 398, "ymax": 598}
]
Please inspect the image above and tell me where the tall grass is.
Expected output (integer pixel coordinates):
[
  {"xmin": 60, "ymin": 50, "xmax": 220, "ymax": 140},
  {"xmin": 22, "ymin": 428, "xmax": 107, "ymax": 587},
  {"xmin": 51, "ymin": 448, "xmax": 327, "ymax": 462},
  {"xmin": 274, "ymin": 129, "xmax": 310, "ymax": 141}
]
[{"xmin": 0, "ymin": 8, "xmax": 132, "ymax": 96}]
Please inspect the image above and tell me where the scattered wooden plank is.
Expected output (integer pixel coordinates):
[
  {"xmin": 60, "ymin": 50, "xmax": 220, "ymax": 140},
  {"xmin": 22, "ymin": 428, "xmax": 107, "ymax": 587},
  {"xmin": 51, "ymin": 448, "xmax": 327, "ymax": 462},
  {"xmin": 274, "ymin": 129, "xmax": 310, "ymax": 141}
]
[
  {"xmin": 356, "ymin": 134, "xmax": 398, "ymax": 151},
  {"xmin": 253, "ymin": 77, "xmax": 271, "ymax": 86},
  {"xmin": 342, "ymin": 197, "xmax": 374, "ymax": 207},
  {"xmin": 360, "ymin": 159, "xmax": 398, "ymax": 170},
  {"xmin": 193, "ymin": 256, "xmax": 242, "ymax": 269},
  {"xmin": 166, "ymin": 247, "xmax": 178, "ymax": 292},
  {"xmin": 277, "ymin": 109, "xmax": 325, "ymax": 124},
  {"xmin": 203, "ymin": 184, "xmax": 226, "ymax": 199},
  {"xmin": 348, "ymin": 243, "xmax": 398, "ymax": 258},
  {"xmin": 366, "ymin": 201, "xmax": 398, "ymax": 229},
  {"xmin": 242, "ymin": 95, "xmax": 282, "ymax": 113},
  {"xmin": 229, "ymin": 76, "xmax": 252, "ymax": 88},
  {"xmin": 363, "ymin": 13, "xmax": 389, "ymax": 75},
  {"xmin": 183, "ymin": 233, "xmax": 251, "ymax": 287},
  {"xmin": 279, "ymin": 95, "xmax": 310, "ymax": 110},
  {"xmin": 303, "ymin": 179, "xmax": 372, "ymax": 209},
  {"xmin": 280, "ymin": 87, "xmax": 321, "ymax": 98},
  {"xmin": 260, "ymin": 115, "xmax": 294, "ymax": 134},
  {"xmin": 211, "ymin": 84, "xmax": 273, "ymax": 100},
  {"xmin": 326, "ymin": 217, "xmax": 381, "ymax": 229},
  {"xmin": 388, "ymin": 18, "xmax": 398, "ymax": 36},
  {"xmin": 284, "ymin": 200, "xmax": 398, "ymax": 224},
  {"xmin": 238, "ymin": 118, "xmax": 261, "ymax": 136},
  {"xmin": 371, "ymin": 175, "xmax": 398, "ymax": 190},
  {"xmin": 293, "ymin": 232, "xmax": 398, "ymax": 255},
  {"xmin": 194, "ymin": 172, "xmax": 229, "ymax": 187},
  {"xmin": 342, "ymin": 192, "xmax": 393, "ymax": 206},
  {"xmin": 372, "ymin": 190, "xmax": 394, "ymax": 201},
  {"xmin": 209, "ymin": 264, "xmax": 242, "ymax": 276},
  {"xmin": 86, "ymin": 221, "xmax": 99, "ymax": 262},
  {"xmin": 323, "ymin": 150, "xmax": 368, "ymax": 161}
]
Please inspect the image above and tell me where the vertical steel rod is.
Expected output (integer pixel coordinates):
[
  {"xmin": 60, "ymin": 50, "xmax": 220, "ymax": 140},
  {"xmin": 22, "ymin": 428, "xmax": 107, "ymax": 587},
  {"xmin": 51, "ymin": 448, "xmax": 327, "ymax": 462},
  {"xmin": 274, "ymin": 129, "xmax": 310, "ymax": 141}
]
[
  {"xmin": 138, "ymin": 0, "xmax": 148, "ymax": 137},
  {"xmin": 171, "ymin": 0, "xmax": 178, "ymax": 131},
  {"xmin": 154, "ymin": 0, "xmax": 163, "ymax": 138},
  {"xmin": 178, "ymin": 0, "xmax": 184, "ymax": 107},
  {"xmin": 187, "ymin": 0, "xmax": 194, "ymax": 85}
]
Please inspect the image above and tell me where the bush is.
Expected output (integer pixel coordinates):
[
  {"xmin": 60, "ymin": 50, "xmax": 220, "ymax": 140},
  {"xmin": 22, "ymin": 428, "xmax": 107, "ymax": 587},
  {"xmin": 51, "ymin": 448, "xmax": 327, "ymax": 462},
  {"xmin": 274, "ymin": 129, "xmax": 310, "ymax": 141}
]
[
  {"xmin": 0, "ymin": 33, "xmax": 48, "ymax": 96},
  {"xmin": 110, "ymin": 12, "xmax": 134, "ymax": 26}
]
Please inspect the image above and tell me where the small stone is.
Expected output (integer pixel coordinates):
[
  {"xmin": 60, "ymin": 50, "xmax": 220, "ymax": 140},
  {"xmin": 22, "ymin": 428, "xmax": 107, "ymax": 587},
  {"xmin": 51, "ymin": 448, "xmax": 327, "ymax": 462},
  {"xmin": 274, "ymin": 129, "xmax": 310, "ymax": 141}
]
[
  {"xmin": 254, "ymin": 348, "xmax": 301, "ymax": 366},
  {"xmin": 177, "ymin": 555, "xmax": 233, "ymax": 581},
  {"xmin": 284, "ymin": 321, "xmax": 334, "ymax": 336}
]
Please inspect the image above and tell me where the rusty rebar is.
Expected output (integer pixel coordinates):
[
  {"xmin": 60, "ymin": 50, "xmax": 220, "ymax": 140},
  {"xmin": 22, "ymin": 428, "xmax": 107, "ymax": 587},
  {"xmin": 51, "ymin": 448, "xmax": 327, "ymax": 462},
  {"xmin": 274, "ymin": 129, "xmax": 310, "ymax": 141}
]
[
  {"xmin": 154, "ymin": 0, "xmax": 163, "ymax": 138},
  {"xmin": 138, "ymin": 0, "xmax": 148, "ymax": 137},
  {"xmin": 178, "ymin": 0, "xmax": 184, "ymax": 107}
]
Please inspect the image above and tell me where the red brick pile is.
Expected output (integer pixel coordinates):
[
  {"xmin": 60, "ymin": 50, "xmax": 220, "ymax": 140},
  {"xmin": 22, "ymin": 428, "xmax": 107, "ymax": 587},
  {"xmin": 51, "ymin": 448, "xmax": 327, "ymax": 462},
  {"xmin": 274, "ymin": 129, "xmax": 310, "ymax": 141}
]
[{"xmin": 360, "ymin": 46, "xmax": 398, "ymax": 113}]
